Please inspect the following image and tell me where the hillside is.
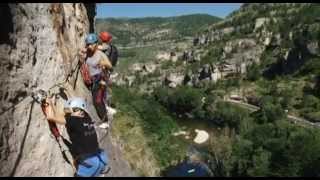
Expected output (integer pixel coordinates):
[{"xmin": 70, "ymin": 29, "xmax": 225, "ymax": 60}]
[
  {"xmin": 95, "ymin": 14, "xmax": 222, "ymax": 46},
  {"xmin": 109, "ymin": 3, "xmax": 320, "ymax": 177},
  {"xmin": 114, "ymin": 3, "xmax": 320, "ymax": 123}
]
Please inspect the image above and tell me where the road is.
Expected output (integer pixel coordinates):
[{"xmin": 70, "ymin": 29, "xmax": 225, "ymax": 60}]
[
  {"xmin": 224, "ymin": 98, "xmax": 320, "ymax": 129},
  {"xmin": 118, "ymin": 44, "xmax": 160, "ymax": 50},
  {"xmin": 117, "ymin": 39, "xmax": 193, "ymax": 50}
]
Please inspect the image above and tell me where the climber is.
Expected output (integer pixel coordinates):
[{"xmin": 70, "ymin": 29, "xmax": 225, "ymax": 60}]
[
  {"xmin": 79, "ymin": 33, "xmax": 112, "ymax": 129},
  {"xmin": 45, "ymin": 96, "xmax": 109, "ymax": 177},
  {"xmin": 98, "ymin": 31, "xmax": 118, "ymax": 68},
  {"xmin": 98, "ymin": 31, "xmax": 119, "ymax": 108}
]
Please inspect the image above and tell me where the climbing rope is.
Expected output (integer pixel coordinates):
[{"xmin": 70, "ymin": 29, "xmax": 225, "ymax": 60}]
[
  {"xmin": 47, "ymin": 52, "xmax": 82, "ymax": 92},
  {"xmin": 65, "ymin": 53, "xmax": 81, "ymax": 84}
]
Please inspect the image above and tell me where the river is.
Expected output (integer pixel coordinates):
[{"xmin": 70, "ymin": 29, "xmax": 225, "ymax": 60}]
[{"xmin": 162, "ymin": 117, "xmax": 219, "ymax": 177}]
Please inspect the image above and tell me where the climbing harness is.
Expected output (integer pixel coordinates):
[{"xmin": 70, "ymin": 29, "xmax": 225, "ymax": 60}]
[{"xmin": 74, "ymin": 149, "xmax": 110, "ymax": 177}]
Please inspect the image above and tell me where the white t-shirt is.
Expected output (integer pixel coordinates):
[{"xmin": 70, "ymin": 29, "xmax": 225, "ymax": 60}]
[{"xmin": 86, "ymin": 50, "xmax": 107, "ymax": 77}]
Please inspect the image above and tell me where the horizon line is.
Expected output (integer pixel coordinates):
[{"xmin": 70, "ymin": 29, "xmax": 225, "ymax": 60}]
[{"xmin": 96, "ymin": 13, "xmax": 226, "ymax": 19}]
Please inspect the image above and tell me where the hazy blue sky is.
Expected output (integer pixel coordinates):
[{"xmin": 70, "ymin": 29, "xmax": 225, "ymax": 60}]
[{"xmin": 97, "ymin": 3, "xmax": 242, "ymax": 19}]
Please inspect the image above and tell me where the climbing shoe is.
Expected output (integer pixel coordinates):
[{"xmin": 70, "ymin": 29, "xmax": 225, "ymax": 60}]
[{"xmin": 101, "ymin": 166, "xmax": 111, "ymax": 175}]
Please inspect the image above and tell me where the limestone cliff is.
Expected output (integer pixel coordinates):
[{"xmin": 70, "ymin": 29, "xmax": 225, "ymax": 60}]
[{"xmin": 0, "ymin": 3, "xmax": 135, "ymax": 177}]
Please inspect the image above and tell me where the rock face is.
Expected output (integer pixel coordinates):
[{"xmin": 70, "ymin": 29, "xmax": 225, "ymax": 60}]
[
  {"xmin": 307, "ymin": 41, "xmax": 319, "ymax": 56},
  {"xmin": 143, "ymin": 63, "xmax": 157, "ymax": 73},
  {"xmin": 0, "ymin": 3, "xmax": 134, "ymax": 177},
  {"xmin": 165, "ymin": 73, "xmax": 185, "ymax": 88},
  {"xmin": 182, "ymin": 50, "xmax": 202, "ymax": 63},
  {"xmin": 254, "ymin": 17, "xmax": 270, "ymax": 32},
  {"xmin": 131, "ymin": 63, "xmax": 144, "ymax": 72}
]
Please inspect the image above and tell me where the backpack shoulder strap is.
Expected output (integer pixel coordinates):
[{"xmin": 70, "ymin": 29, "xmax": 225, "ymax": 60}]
[{"xmin": 108, "ymin": 44, "xmax": 114, "ymax": 56}]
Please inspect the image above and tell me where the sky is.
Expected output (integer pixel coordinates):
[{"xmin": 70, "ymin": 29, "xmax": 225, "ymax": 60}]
[{"xmin": 96, "ymin": 3, "xmax": 242, "ymax": 19}]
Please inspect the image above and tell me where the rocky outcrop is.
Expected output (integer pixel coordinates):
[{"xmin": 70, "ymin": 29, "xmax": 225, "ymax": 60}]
[
  {"xmin": 156, "ymin": 52, "xmax": 171, "ymax": 61},
  {"xmin": 219, "ymin": 38, "xmax": 264, "ymax": 77},
  {"xmin": 307, "ymin": 41, "xmax": 319, "ymax": 56},
  {"xmin": 165, "ymin": 73, "xmax": 185, "ymax": 88},
  {"xmin": 110, "ymin": 73, "xmax": 126, "ymax": 86},
  {"xmin": 125, "ymin": 76, "xmax": 136, "ymax": 87},
  {"xmin": 254, "ymin": 17, "xmax": 270, "ymax": 32},
  {"xmin": 0, "ymin": 3, "xmax": 134, "ymax": 177},
  {"xmin": 131, "ymin": 63, "xmax": 144, "ymax": 72},
  {"xmin": 156, "ymin": 51, "xmax": 181, "ymax": 62},
  {"xmin": 143, "ymin": 63, "xmax": 157, "ymax": 74},
  {"xmin": 181, "ymin": 50, "xmax": 202, "ymax": 63}
]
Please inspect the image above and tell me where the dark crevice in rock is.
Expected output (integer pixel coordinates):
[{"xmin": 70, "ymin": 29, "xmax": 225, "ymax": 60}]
[
  {"xmin": 0, "ymin": 4, "xmax": 14, "ymax": 45},
  {"xmin": 6, "ymin": 62, "xmax": 14, "ymax": 71},
  {"xmin": 17, "ymin": 60, "xmax": 22, "ymax": 68},
  {"xmin": 23, "ymin": 82, "xmax": 29, "ymax": 88},
  {"xmin": 72, "ymin": 3, "xmax": 76, "ymax": 16},
  {"xmin": 32, "ymin": 47, "xmax": 37, "ymax": 66},
  {"xmin": 4, "ymin": 92, "xmax": 9, "ymax": 101},
  {"xmin": 84, "ymin": 3, "xmax": 96, "ymax": 33},
  {"xmin": 8, "ymin": 90, "xmax": 28, "ymax": 104},
  {"xmin": 61, "ymin": 13, "xmax": 66, "ymax": 35}
]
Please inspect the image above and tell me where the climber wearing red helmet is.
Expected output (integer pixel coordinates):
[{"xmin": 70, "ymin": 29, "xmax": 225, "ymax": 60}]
[
  {"xmin": 97, "ymin": 31, "xmax": 119, "ymax": 113},
  {"xmin": 98, "ymin": 31, "xmax": 118, "ymax": 68},
  {"xmin": 79, "ymin": 33, "xmax": 113, "ymax": 128},
  {"xmin": 99, "ymin": 31, "xmax": 112, "ymax": 43},
  {"xmin": 98, "ymin": 32, "xmax": 114, "ymax": 58}
]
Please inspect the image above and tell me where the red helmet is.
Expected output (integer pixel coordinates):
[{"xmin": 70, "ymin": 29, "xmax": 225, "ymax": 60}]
[{"xmin": 99, "ymin": 31, "xmax": 112, "ymax": 43}]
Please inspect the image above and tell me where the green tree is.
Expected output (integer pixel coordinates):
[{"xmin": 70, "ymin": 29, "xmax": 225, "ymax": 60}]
[
  {"xmin": 230, "ymin": 138, "xmax": 254, "ymax": 176},
  {"xmin": 253, "ymin": 96, "xmax": 285, "ymax": 124},
  {"xmin": 168, "ymin": 86, "xmax": 204, "ymax": 115},
  {"xmin": 247, "ymin": 147, "xmax": 271, "ymax": 177},
  {"xmin": 246, "ymin": 62, "xmax": 260, "ymax": 81}
]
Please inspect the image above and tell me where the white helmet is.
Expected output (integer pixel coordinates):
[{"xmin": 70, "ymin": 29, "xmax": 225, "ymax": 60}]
[{"xmin": 64, "ymin": 97, "xmax": 88, "ymax": 114}]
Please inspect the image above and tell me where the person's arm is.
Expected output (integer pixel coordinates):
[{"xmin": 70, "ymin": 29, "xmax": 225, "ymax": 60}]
[
  {"xmin": 79, "ymin": 47, "xmax": 87, "ymax": 64},
  {"xmin": 45, "ymin": 98, "xmax": 66, "ymax": 125},
  {"xmin": 98, "ymin": 50, "xmax": 113, "ymax": 70},
  {"xmin": 97, "ymin": 44, "xmax": 103, "ymax": 51}
]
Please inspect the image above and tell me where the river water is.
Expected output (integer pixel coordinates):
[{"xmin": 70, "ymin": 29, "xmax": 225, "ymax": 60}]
[{"xmin": 162, "ymin": 117, "xmax": 219, "ymax": 177}]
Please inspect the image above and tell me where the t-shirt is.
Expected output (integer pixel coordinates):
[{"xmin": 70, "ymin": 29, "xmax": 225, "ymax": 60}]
[
  {"xmin": 99, "ymin": 43, "xmax": 109, "ymax": 52},
  {"xmin": 65, "ymin": 115, "xmax": 99, "ymax": 157},
  {"xmin": 86, "ymin": 50, "xmax": 109, "ymax": 77}
]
